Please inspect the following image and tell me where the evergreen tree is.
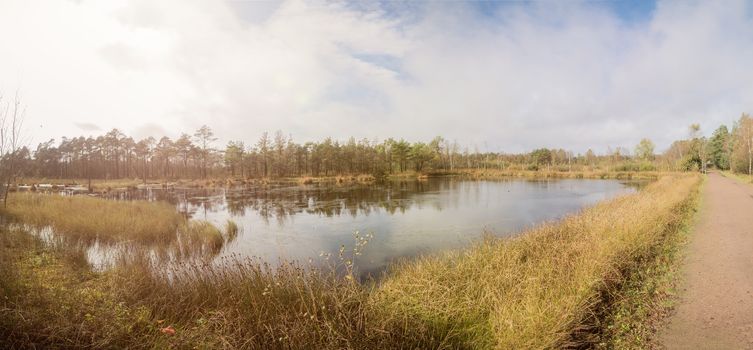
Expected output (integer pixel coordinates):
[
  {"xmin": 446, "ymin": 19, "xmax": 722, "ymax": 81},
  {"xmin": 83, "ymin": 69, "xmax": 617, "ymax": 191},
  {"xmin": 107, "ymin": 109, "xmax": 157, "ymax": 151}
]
[{"xmin": 707, "ymin": 125, "xmax": 730, "ymax": 170}]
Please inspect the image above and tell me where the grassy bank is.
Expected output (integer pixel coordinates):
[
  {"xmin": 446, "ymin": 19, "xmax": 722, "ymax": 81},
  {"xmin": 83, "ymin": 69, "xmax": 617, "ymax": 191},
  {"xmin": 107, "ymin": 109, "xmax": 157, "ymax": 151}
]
[
  {"xmin": 14, "ymin": 175, "xmax": 380, "ymax": 192},
  {"xmin": 0, "ymin": 174, "xmax": 701, "ymax": 348},
  {"xmin": 375, "ymin": 174, "xmax": 699, "ymax": 348},
  {"xmin": 595, "ymin": 177, "xmax": 701, "ymax": 349},
  {"xmin": 441, "ymin": 169, "xmax": 667, "ymax": 180},
  {"xmin": 721, "ymin": 170, "xmax": 753, "ymax": 184}
]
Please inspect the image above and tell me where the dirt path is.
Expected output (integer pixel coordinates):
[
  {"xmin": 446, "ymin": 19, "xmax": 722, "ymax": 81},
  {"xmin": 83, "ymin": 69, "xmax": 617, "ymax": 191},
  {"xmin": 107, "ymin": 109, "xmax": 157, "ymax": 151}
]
[{"xmin": 660, "ymin": 172, "xmax": 753, "ymax": 349}]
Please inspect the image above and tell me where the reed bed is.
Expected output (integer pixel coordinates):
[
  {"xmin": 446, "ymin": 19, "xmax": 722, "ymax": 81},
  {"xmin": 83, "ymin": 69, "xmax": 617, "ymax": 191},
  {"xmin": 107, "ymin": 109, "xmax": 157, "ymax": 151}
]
[
  {"xmin": 1, "ymin": 193, "xmax": 230, "ymax": 260},
  {"xmin": 2, "ymin": 193, "xmax": 184, "ymax": 245},
  {"xmin": 0, "ymin": 174, "xmax": 700, "ymax": 349}
]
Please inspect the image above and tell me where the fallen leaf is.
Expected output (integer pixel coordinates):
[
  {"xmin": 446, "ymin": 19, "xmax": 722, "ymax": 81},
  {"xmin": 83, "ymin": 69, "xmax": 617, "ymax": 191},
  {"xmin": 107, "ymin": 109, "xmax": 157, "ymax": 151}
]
[{"xmin": 160, "ymin": 326, "xmax": 176, "ymax": 335}]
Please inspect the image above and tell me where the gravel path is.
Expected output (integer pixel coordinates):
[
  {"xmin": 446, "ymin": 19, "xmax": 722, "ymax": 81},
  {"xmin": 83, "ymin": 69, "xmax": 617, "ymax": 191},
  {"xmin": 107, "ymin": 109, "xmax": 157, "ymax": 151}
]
[{"xmin": 660, "ymin": 172, "xmax": 753, "ymax": 349}]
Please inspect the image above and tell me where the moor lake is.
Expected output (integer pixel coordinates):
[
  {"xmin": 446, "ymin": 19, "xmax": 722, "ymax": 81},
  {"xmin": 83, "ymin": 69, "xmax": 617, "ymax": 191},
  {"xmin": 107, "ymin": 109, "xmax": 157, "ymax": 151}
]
[{"xmin": 110, "ymin": 177, "xmax": 644, "ymax": 278}]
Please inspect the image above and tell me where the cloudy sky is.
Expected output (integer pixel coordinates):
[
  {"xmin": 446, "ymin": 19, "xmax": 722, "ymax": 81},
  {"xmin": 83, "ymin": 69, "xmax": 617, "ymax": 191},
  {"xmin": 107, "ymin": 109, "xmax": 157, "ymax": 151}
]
[{"xmin": 1, "ymin": 0, "xmax": 752, "ymax": 154}]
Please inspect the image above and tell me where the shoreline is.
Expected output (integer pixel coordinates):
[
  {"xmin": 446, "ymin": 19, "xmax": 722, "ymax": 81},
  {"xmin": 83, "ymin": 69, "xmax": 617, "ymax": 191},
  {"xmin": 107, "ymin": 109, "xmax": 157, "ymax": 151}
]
[
  {"xmin": 14, "ymin": 169, "xmax": 666, "ymax": 194},
  {"xmin": 0, "ymin": 173, "xmax": 701, "ymax": 348}
]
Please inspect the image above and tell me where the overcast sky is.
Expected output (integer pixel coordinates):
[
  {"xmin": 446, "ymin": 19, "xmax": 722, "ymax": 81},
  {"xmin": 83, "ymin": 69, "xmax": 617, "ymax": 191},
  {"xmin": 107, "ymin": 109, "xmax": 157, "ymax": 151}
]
[{"xmin": 1, "ymin": 0, "xmax": 752, "ymax": 154}]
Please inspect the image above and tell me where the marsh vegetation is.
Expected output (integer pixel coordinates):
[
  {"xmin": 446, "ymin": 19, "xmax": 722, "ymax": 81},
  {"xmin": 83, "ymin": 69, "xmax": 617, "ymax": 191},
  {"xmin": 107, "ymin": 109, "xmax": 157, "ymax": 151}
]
[
  {"xmin": 79, "ymin": 177, "xmax": 643, "ymax": 278},
  {"xmin": 17, "ymin": 125, "xmax": 690, "ymax": 190},
  {"xmin": 0, "ymin": 174, "xmax": 700, "ymax": 348}
]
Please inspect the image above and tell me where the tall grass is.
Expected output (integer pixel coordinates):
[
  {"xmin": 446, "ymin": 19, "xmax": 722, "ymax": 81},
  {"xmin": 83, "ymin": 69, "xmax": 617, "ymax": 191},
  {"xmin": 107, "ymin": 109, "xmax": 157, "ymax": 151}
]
[
  {"xmin": 0, "ymin": 174, "xmax": 701, "ymax": 348},
  {"xmin": 0, "ymin": 226, "xmax": 160, "ymax": 348},
  {"xmin": 2, "ymin": 193, "xmax": 184, "ymax": 244},
  {"xmin": 224, "ymin": 219, "xmax": 240, "ymax": 242},
  {"xmin": 375, "ymin": 174, "xmax": 700, "ymax": 348},
  {"xmin": 177, "ymin": 220, "xmax": 225, "ymax": 257},
  {"xmin": 1, "ymin": 193, "xmax": 229, "ymax": 260}
]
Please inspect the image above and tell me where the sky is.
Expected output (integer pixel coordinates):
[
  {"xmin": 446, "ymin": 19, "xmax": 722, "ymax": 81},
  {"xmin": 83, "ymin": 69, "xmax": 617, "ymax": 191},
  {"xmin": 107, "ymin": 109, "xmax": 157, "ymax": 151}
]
[{"xmin": 1, "ymin": 0, "xmax": 752, "ymax": 154}]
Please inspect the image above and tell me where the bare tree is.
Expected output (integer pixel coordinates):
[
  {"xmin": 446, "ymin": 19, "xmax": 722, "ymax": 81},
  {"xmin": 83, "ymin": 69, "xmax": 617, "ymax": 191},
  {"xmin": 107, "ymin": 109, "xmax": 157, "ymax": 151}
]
[
  {"xmin": 734, "ymin": 113, "xmax": 753, "ymax": 175},
  {"xmin": 0, "ymin": 91, "xmax": 26, "ymax": 207},
  {"xmin": 688, "ymin": 123, "xmax": 708, "ymax": 173},
  {"xmin": 194, "ymin": 125, "xmax": 217, "ymax": 179}
]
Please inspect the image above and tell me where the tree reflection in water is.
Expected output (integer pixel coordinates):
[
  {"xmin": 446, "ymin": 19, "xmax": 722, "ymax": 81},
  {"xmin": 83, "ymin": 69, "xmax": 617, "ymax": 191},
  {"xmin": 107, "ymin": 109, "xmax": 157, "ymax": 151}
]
[{"xmin": 103, "ymin": 178, "xmax": 647, "ymax": 278}]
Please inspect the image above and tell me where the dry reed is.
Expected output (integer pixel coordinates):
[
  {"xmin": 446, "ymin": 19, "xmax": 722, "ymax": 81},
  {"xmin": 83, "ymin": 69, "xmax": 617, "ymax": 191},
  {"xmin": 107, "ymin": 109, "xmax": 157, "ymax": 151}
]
[{"xmin": 0, "ymin": 174, "xmax": 701, "ymax": 348}]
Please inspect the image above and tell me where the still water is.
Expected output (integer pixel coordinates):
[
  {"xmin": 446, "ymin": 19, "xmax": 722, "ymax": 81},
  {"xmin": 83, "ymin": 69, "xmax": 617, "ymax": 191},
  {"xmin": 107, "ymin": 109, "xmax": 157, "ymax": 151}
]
[{"xmin": 121, "ymin": 178, "xmax": 643, "ymax": 277}]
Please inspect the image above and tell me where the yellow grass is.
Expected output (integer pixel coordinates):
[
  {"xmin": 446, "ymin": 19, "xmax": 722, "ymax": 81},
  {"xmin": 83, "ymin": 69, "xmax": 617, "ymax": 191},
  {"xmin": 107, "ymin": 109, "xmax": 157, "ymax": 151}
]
[
  {"xmin": 1, "ymin": 193, "xmax": 227, "ymax": 259},
  {"xmin": 454, "ymin": 168, "xmax": 668, "ymax": 180},
  {"xmin": 0, "ymin": 173, "xmax": 701, "ymax": 348},
  {"xmin": 17, "ymin": 178, "xmax": 144, "ymax": 190},
  {"xmin": 18, "ymin": 169, "xmax": 660, "ymax": 193},
  {"xmin": 3, "ymin": 193, "xmax": 184, "ymax": 245},
  {"xmin": 374, "ymin": 174, "xmax": 700, "ymax": 348},
  {"xmin": 224, "ymin": 219, "xmax": 239, "ymax": 242}
]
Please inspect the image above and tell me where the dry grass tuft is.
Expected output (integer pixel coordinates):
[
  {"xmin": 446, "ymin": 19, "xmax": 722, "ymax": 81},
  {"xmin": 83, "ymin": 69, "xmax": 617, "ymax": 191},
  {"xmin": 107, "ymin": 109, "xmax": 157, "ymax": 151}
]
[
  {"xmin": 178, "ymin": 220, "xmax": 225, "ymax": 257},
  {"xmin": 224, "ymin": 219, "xmax": 240, "ymax": 242}
]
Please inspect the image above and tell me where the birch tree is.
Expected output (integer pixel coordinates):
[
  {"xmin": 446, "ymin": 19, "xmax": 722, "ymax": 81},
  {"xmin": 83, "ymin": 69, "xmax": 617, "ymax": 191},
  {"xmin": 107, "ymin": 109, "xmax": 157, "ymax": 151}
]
[{"xmin": 734, "ymin": 114, "xmax": 753, "ymax": 175}]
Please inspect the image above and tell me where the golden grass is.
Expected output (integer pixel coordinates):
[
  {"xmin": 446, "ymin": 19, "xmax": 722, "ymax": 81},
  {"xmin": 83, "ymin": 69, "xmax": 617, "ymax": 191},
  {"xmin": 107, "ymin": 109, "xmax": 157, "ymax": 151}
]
[
  {"xmin": 456, "ymin": 168, "xmax": 668, "ymax": 180},
  {"xmin": 18, "ymin": 169, "xmax": 659, "ymax": 192},
  {"xmin": 224, "ymin": 219, "xmax": 239, "ymax": 242},
  {"xmin": 1, "ymin": 193, "xmax": 230, "ymax": 260},
  {"xmin": 295, "ymin": 174, "xmax": 377, "ymax": 185},
  {"xmin": 0, "ymin": 227, "xmax": 164, "ymax": 348},
  {"xmin": 0, "ymin": 174, "xmax": 701, "ymax": 348},
  {"xmin": 178, "ymin": 220, "xmax": 225, "ymax": 257},
  {"xmin": 19, "ymin": 174, "xmax": 385, "ymax": 192},
  {"xmin": 596, "ymin": 177, "xmax": 703, "ymax": 348},
  {"xmin": 373, "ymin": 174, "xmax": 700, "ymax": 348},
  {"xmin": 3, "ymin": 193, "xmax": 184, "ymax": 245},
  {"xmin": 17, "ymin": 177, "xmax": 144, "ymax": 190}
]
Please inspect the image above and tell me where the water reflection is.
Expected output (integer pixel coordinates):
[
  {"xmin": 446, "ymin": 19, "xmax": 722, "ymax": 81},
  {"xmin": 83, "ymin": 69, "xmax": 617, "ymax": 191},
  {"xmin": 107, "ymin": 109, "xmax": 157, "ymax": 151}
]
[{"xmin": 107, "ymin": 178, "xmax": 645, "ymax": 278}]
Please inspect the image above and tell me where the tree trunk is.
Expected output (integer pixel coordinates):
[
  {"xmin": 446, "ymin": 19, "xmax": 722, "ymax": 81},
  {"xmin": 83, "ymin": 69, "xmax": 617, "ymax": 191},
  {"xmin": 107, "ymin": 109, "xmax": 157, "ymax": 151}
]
[
  {"xmin": 748, "ymin": 137, "xmax": 753, "ymax": 176},
  {"xmin": 4, "ymin": 160, "xmax": 15, "ymax": 208},
  {"xmin": 143, "ymin": 158, "xmax": 147, "ymax": 185},
  {"xmin": 87, "ymin": 158, "xmax": 92, "ymax": 192}
]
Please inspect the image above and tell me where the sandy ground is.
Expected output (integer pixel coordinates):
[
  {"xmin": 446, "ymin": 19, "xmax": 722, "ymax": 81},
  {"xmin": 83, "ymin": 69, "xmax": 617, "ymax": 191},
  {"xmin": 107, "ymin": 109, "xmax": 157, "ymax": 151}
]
[{"xmin": 659, "ymin": 172, "xmax": 753, "ymax": 349}]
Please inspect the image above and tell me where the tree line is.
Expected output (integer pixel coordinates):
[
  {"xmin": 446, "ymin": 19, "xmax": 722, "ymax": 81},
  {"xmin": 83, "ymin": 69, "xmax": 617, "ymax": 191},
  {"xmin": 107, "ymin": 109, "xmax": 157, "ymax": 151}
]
[
  {"xmin": 696, "ymin": 113, "xmax": 753, "ymax": 174},
  {"xmin": 26, "ymin": 128, "xmax": 488, "ymax": 181},
  {"xmin": 9, "ymin": 115, "xmax": 753, "ymax": 183},
  {"xmin": 10, "ymin": 127, "xmax": 661, "ymax": 181}
]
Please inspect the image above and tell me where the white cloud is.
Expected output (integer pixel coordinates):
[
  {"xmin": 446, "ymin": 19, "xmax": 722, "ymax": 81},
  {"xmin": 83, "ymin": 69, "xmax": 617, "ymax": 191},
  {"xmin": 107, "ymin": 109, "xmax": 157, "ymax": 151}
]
[{"xmin": 1, "ymin": 0, "xmax": 752, "ymax": 154}]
